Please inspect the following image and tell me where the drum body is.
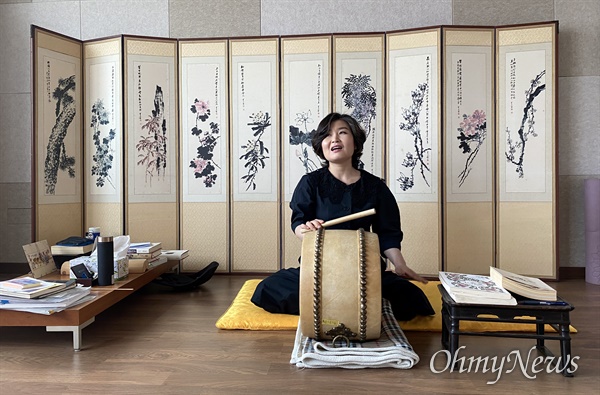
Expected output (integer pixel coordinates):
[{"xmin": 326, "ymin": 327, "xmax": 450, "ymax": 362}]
[{"xmin": 299, "ymin": 228, "xmax": 382, "ymax": 342}]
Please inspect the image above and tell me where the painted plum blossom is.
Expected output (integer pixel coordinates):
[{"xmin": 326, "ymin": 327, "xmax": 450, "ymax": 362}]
[
  {"xmin": 457, "ymin": 109, "xmax": 486, "ymax": 187},
  {"xmin": 189, "ymin": 98, "xmax": 220, "ymax": 187},
  {"xmin": 505, "ymin": 70, "xmax": 545, "ymax": 178},
  {"xmin": 397, "ymin": 82, "xmax": 431, "ymax": 191}
]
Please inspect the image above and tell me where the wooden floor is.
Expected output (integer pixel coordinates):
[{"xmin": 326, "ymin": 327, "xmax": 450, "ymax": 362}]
[{"xmin": 0, "ymin": 275, "xmax": 598, "ymax": 394}]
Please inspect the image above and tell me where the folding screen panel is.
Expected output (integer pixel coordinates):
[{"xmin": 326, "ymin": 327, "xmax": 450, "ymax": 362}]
[
  {"xmin": 123, "ymin": 36, "xmax": 179, "ymax": 249},
  {"xmin": 496, "ymin": 22, "xmax": 558, "ymax": 278},
  {"xmin": 281, "ymin": 35, "xmax": 331, "ymax": 269},
  {"xmin": 443, "ymin": 27, "xmax": 495, "ymax": 274},
  {"xmin": 387, "ymin": 28, "xmax": 442, "ymax": 276},
  {"xmin": 333, "ymin": 33, "xmax": 385, "ymax": 177},
  {"xmin": 179, "ymin": 39, "xmax": 229, "ymax": 272},
  {"xmin": 32, "ymin": 26, "xmax": 83, "ymax": 245},
  {"xmin": 229, "ymin": 37, "xmax": 280, "ymax": 272},
  {"xmin": 83, "ymin": 37, "xmax": 124, "ymax": 238}
]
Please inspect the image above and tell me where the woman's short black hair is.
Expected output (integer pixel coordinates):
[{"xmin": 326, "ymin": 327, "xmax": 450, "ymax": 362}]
[{"xmin": 311, "ymin": 112, "xmax": 366, "ymax": 169}]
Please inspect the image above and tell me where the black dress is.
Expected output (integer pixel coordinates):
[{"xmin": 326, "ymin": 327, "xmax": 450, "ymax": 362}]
[{"xmin": 251, "ymin": 167, "xmax": 435, "ymax": 320}]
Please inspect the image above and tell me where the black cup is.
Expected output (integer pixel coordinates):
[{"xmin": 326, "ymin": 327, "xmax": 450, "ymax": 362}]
[{"xmin": 97, "ymin": 236, "xmax": 114, "ymax": 286}]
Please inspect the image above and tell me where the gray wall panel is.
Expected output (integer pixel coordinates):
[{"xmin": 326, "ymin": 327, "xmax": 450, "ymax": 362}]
[
  {"xmin": 558, "ymin": 175, "xmax": 595, "ymax": 268},
  {"xmin": 0, "ymin": 93, "xmax": 31, "ymax": 183},
  {"xmin": 555, "ymin": 0, "xmax": 600, "ymax": 77},
  {"xmin": 0, "ymin": 2, "xmax": 81, "ymax": 94},
  {"xmin": 81, "ymin": 0, "xmax": 169, "ymax": 40},
  {"xmin": 170, "ymin": 0, "xmax": 260, "ymax": 38},
  {"xmin": 453, "ymin": 0, "xmax": 554, "ymax": 26},
  {"xmin": 261, "ymin": 0, "xmax": 452, "ymax": 36},
  {"xmin": 0, "ymin": 183, "xmax": 31, "ymax": 264},
  {"xmin": 558, "ymin": 76, "xmax": 600, "ymax": 176}
]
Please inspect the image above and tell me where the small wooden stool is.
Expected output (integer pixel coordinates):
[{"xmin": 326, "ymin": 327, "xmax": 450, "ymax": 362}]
[{"xmin": 438, "ymin": 284, "xmax": 575, "ymax": 377}]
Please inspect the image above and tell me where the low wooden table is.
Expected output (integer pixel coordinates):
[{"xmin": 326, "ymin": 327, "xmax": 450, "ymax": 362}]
[
  {"xmin": 438, "ymin": 284, "xmax": 576, "ymax": 377},
  {"xmin": 0, "ymin": 260, "xmax": 178, "ymax": 351}
]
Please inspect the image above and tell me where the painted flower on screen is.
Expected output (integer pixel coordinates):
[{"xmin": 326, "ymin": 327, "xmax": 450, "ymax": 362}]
[
  {"xmin": 457, "ymin": 109, "xmax": 487, "ymax": 187},
  {"xmin": 190, "ymin": 98, "xmax": 220, "ymax": 187}
]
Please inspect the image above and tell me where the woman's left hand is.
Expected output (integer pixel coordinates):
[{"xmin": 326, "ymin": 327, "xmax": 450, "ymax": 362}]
[{"xmin": 383, "ymin": 248, "xmax": 428, "ymax": 284}]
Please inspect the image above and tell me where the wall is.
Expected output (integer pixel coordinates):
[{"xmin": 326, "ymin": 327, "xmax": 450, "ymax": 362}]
[{"xmin": 0, "ymin": 0, "xmax": 598, "ymax": 273}]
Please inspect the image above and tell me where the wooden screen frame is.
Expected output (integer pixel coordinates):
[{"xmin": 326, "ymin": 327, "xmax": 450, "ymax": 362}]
[
  {"xmin": 123, "ymin": 35, "xmax": 179, "ymax": 250},
  {"xmin": 178, "ymin": 38, "xmax": 230, "ymax": 272},
  {"xmin": 496, "ymin": 22, "xmax": 558, "ymax": 279},
  {"xmin": 442, "ymin": 26, "xmax": 496, "ymax": 275},
  {"xmin": 386, "ymin": 27, "xmax": 443, "ymax": 277},
  {"xmin": 32, "ymin": 25, "xmax": 84, "ymax": 246}
]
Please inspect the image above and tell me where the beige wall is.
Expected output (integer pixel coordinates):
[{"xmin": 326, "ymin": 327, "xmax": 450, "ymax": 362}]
[{"xmin": 0, "ymin": 0, "xmax": 598, "ymax": 272}]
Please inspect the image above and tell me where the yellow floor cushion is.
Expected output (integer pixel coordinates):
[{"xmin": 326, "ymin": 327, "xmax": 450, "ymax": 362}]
[{"xmin": 216, "ymin": 279, "xmax": 576, "ymax": 333}]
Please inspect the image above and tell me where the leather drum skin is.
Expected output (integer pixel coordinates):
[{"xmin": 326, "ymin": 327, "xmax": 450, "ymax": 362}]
[{"xmin": 299, "ymin": 228, "xmax": 382, "ymax": 342}]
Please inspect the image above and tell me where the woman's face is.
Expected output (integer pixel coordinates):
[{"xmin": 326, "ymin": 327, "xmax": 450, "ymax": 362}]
[{"xmin": 321, "ymin": 119, "xmax": 355, "ymax": 165}]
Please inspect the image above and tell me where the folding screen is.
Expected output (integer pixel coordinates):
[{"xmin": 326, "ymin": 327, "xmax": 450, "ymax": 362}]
[
  {"xmin": 443, "ymin": 27, "xmax": 495, "ymax": 274},
  {"xmin": 123, "ymin": 36, "xmax": 179, "ymax": 249},
  {"xmin": 31, "ymin": 23, "xmax": 559, "ymax": 275},
  {"xmin": 32, "ymin": 26, "xmax": 83, "ymax": 245},
  {"xmin": 496, "ymin": 22, "xmax": 558, "ymax": 278},
  {"xmin": 387, "ymin": 28, "xmax": 442, "ymax": 277},
  {"xmin": 281, "ymin": 35, "xmax": 331, "ymax": 269},
  {"xmin": 83, "ymin": 36, "xmax": 124, "ymax": 238},
  {"xmin": 333, "ymin": 33, "xmax": 385, "ymax": 177},
  {"xmin": 179, "ymin": 39, "xmax": 229, "ymax": 272},
  {"xmin": 229, "ymin": 37, "xmax": 280, "ymax": 272}
]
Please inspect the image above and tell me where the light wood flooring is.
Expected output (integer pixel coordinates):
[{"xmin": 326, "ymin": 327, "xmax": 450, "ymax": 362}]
[{"xmin": 0, "ymin": 275, "xmax": 599, "ymax": 394}]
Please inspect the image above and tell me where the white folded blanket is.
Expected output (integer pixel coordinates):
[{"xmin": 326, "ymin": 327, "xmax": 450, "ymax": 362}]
[{"xmin": 290, "ymin": 299, "xmax": 420, "ymax": 369}]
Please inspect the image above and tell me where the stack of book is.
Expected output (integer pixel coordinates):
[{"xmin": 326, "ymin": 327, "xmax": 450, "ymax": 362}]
[
  {"xmin": 50, "ymin": 236, "xmax": 94, "ymax": 255},
  {"xmin": 0, "ymin": 277, "xmax": 93, "ymax": 315},
  {"xmin": 439, "ymin": 267, "xmax": 559, "ymax": 305},
  {"xmin": 127, "ymin": 242, "xmax": 167, "ymax": 270},
  {"xmin": 0, "ymin": 277, "xmax": 76, "ymax": 299}
]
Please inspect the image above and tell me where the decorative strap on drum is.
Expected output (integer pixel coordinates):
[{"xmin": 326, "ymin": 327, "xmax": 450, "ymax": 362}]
[{"xmin": 299, "ymin": 228, "xmax": 382, "ymax": 343}]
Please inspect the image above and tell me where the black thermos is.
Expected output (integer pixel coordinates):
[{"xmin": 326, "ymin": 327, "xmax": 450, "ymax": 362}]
[{"xmin": 97, "ymin": 236, "xmax": 114, "ymax": 286}]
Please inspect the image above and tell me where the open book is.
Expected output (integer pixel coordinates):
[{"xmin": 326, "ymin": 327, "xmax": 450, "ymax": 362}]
[
  {"xmin": 438, "ymin": 271, "xmax": 517, "ymax": 305},
  {"xmin": 489, "ymin": 267, "xmax": 557, "ymax": 301}
]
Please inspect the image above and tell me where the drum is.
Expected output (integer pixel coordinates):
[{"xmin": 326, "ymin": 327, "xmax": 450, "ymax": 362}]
[{"xmin": 299, "ymin": 228, "xmax": 382, "ymax": 343}]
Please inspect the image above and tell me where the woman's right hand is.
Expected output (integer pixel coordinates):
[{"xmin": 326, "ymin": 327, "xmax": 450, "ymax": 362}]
[{"xmin": 294, "ymin": 219, "xmax": 325, "ymax": 240}]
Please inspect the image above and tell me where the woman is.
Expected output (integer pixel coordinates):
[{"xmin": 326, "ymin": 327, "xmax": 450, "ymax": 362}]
[{"xmin": 251, "ymin": 113, "xmax": 434, "ymax": 320}]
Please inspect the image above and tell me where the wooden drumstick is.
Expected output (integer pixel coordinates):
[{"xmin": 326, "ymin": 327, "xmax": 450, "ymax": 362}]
[{"xmin": 300, "ymin": 208, "xmax": 376, "ymax": 233}]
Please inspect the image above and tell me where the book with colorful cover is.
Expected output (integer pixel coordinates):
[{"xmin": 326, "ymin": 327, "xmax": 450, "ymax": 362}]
[
  {"xmin": 0, "ymin": 279, "xmax": 76, "ymax": 299},
  {"xmin": 22, "ymin": 240, "xmax": 56, "ymax": 278},
  {"xmin": 0, "ymin": 277, "xmax": 43, "ymax": 290},
  {"xmin": 439, "ymin": 271, "xmax": 517, "ymax": 305}
]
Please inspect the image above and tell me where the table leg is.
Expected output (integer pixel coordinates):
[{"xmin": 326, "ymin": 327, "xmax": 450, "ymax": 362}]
[
  {"xmin": 441, "ymin": 306, "xmax": 449, "ymax": 349},
  {"xmin": 449, "ymin": 317, "xmax": 459, "ymax": 357},
  {"xmin": 560, "ymin": 324, "xmax": 574, "ymax": 377},
  {"xmin": 46, "ymin": 317, "xmax": 95, "ymax": 351},
  {"xmin": 536, "ymin": 323, "xmax": 545, "ymax": 350}
]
